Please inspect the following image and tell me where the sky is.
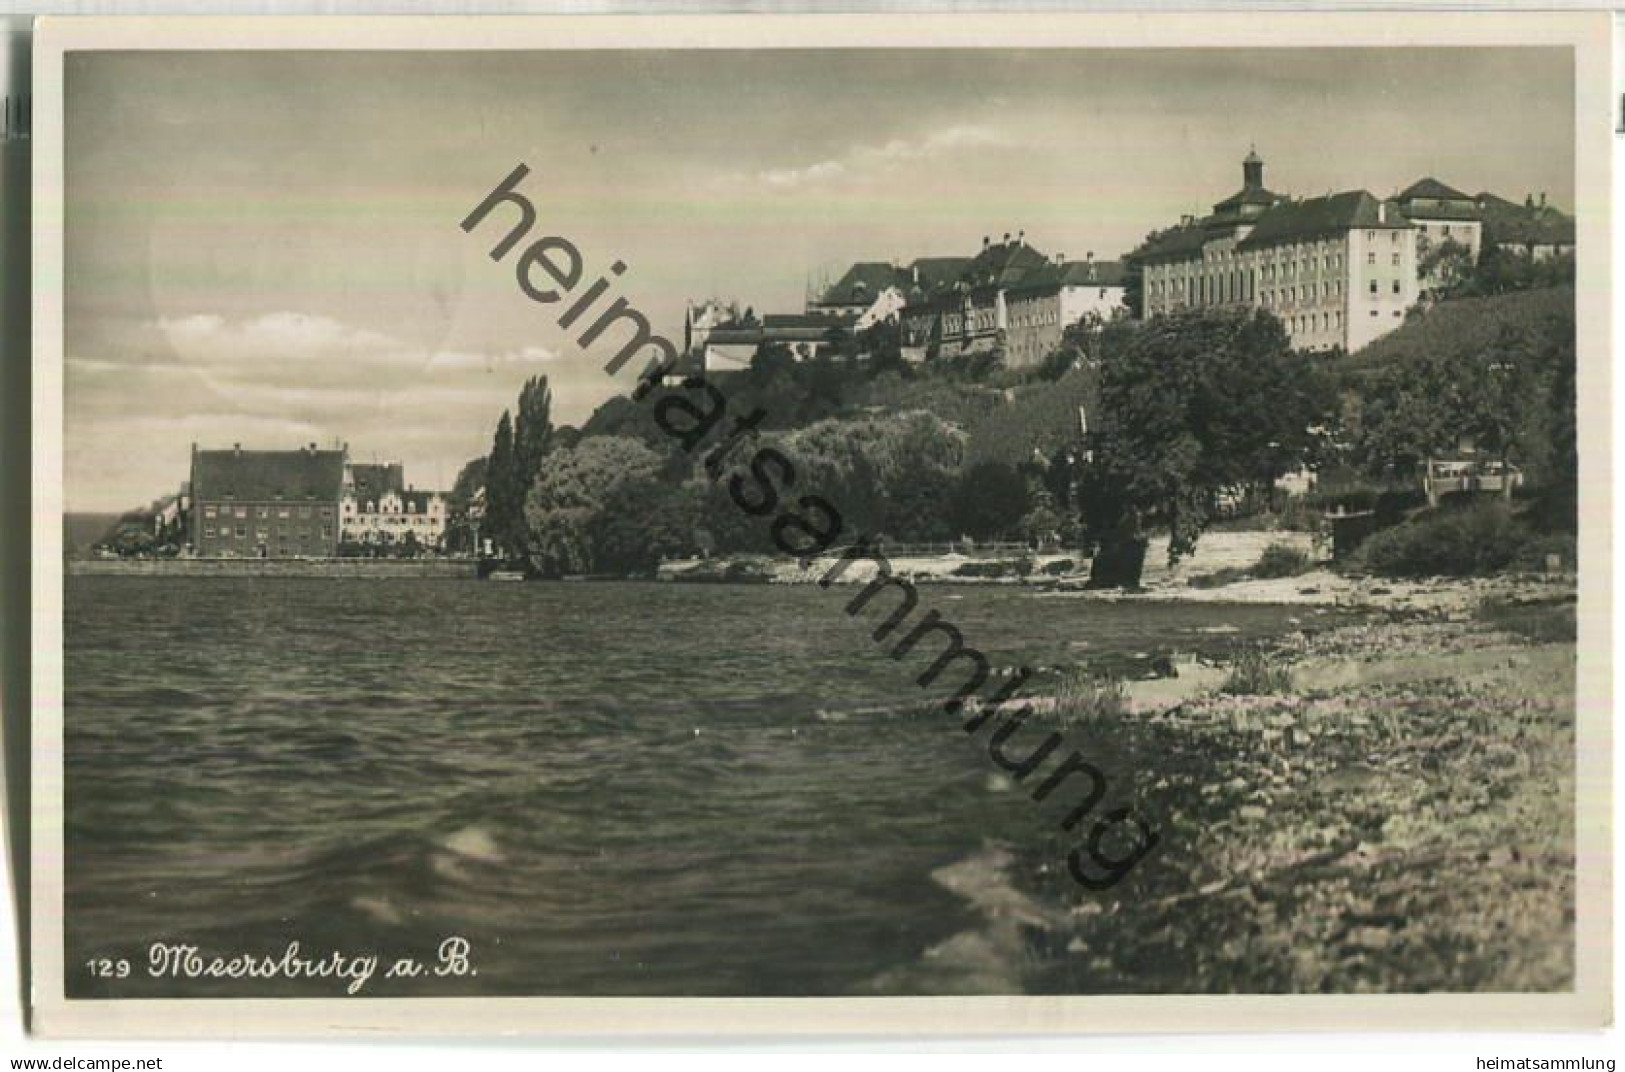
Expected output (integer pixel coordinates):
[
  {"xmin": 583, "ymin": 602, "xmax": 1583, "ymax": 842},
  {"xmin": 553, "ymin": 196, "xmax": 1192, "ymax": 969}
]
[{"xmin": 63, "ymin": 47, "xmax": 1575, "ymax": 512}]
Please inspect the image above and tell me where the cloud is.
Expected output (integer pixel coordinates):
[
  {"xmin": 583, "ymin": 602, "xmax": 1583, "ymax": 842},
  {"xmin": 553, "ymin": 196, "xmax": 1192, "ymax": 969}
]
[
  {"xmin": 155, "ymin": 311, "xmax": 399, "ymax": 366},
  {"xmin": 750, "ymin": 124, "xmax": 1009, "ymax": 189}
]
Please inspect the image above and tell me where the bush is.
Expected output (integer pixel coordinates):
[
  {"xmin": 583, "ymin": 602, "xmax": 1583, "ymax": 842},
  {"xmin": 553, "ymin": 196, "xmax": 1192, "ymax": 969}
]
[
  {"xmin": 1053, "ymin": 670, "xmax": 1127, "ymax": 725},
  {"xmin": 952, "ymin": 560, "xmax": 1017, "ymax": 578},
  {"xmin": 1354, "ymin": 501, "xmax": 1532, "ymax": 579},
  {"xmin": 1041, "ymin": 558, "xmax": 1076, "ymax": 576},
  {"xmin": 1221, "ymin": 645, "xmax": 1294, "ymax": 696},
  {"xmin": 1252, "ymin": 542, "xmax": 1313, "ymax": 579},
  {"xmin": 1188, "ymin": 567, "xmax": 1248, "ymax": 589}
]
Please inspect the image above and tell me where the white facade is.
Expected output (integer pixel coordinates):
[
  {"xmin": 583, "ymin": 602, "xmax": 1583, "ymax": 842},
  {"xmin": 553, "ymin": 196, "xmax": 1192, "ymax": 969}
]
[{"xmin": 341, "ymin": 487, "xmax": 448, "ymax": 549}]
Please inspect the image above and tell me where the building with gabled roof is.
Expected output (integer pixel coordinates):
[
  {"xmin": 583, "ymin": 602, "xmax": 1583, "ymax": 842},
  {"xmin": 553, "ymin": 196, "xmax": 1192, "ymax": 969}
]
[
  {"xmin": 1396, "ymin": 178, "xmax": 1486, "ymax": 281},
  {"xmin": 1474, "ymin": 191, "xmax": 1575, "ymax": 259},
  {"xmin": 891, "ymin": 233, "xmax": 1127, "ymax": 368},
  {"xmin": 190, "ymin": 443, "xmax": 346, "ymax": 558},
  {"xmin": 1137, "ymin": 149, "xmax": 1421, "ymax": 352}
]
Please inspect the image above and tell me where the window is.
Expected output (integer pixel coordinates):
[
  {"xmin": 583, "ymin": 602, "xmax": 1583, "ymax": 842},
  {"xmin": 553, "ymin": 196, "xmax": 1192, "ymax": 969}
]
[
  {"xmin": 234, "ymin": 506, "xmax": 247, "ymax": 519},
  {"xmin": 1391, "ymin": 231, "xmax": 1400, "ymax": 244},
  {"xmin": 298, "ymin": 506, "xmax": 311, "ymax": 519},
  {"xmin": 257, "ymin": 506, "xmax": 270, "ymax": 518},
  {"xmin": 321, "ymin": 527, "xmax": 332, "ymax": 540},
  {"xmin": 235, "ymin": 525, "xmax": 247, "ymax": 538},
  {"xmin": 204, "ymin": 506, "xmax": 217, "ymax": 519},
  {"xmin": 1367, "ymin": 252, "xmax": 1375, "ymax": 265},
  {"xmin": 1443, "ymin": 224, "xmax": 1452, "ymax": 237},
  {"xmin": 1392, "ymin": 279, "xmax": 1401, "ymax": 295},
  {"xmin": 204, "ymin": 526, "xmax": 216, "ymax": 538},
  {"xmin": 1391, "ymin": 253, "xmax": 1400, "ymax": 267},
  {"xmin": 1370, "ymin": 310, "xmax": 1379, "ymax": 317},
  {"xmin": 278, "ymin": 508, "xmax": 290, "ymax": 519},
  {"xmin": 1369, "ymin": 280, "xmax": 1378, "ymax": 295}
]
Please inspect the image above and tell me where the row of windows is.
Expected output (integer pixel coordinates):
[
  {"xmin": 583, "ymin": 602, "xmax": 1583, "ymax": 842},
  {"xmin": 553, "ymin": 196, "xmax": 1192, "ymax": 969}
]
[
  {"xmin": 1369, "ymin": 279, "xmax": 1403, "ymax": 295},
  {"xmin": 204, "ymin": 525, "xmax": 334, "ymax": 541},
  {"xmin": 203, "ymin": 504, "xmax": 333, "ymax": 521},
  {"xmin": 1288, "ymin": 311, "xmax": 1343, "ymax": 334},
  {"xmin": 345, "ymin": 515, "xmax": 440, "ymax": 527},
  {"xmin": 1364, "ymin": 230, "xmax": 1404, "ymax": 245},
  {"xmin": 1009, "ymin": 307, "xmax": 1061, "ymax": 329},
  {"xmin": 1260, "ymin": 254, "xmax": 1343, "ymax": 281},
  {"xmin": 1365, "ymin": 251, "xmax": 1404, "ymax": 267},
  {"xmin": 1262, "ymin": 281, "xmax": 1344, "ymax": 306},
  {"xmin": 342, "ymin": 499, "xmax": 441, "ymax": 515}
]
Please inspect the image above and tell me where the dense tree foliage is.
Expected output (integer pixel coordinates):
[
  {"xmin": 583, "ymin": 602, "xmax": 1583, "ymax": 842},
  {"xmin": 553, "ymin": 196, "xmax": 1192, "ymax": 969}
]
[
  {"xmin": 1344, "ymin": 285, "xmax": 1576, "ymax": 524},
  {"xmin": 1079, "ymin": 307, "xmax": 1334, "ymax": 571},
  {"xmin": 482, "ymin": 375, "xmax": 555, "ymax": 557}
]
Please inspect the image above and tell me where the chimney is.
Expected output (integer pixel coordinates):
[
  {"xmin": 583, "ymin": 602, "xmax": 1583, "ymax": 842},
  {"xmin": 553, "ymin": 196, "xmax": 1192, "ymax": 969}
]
[
  {"xmin": 912, "ymin": 264, "xmax": 920, "ymax": 285},
  {"xmin": 1017, "ymin": 229, "xmax": 1025, "ymax": 246},
  {"xmin": 1003, "ymin": 232, "xmax": 1011, "ymax": 245},
  {"xmin": 1539, "ymin": 192, "xmax": 1548, "ymax": 209},
  {"xmin": 1378, "ymin": 202, "xmax": 1387, "ymax": 224},
  {"xmin": 1054, "ymin": 253, "xmax": 1064, "ymax": 265},
  {"xmin": 233, "ymin": 443, "xmax": 241, "ymax": 454},
  {"xmin": 982, "ymin": 235, "xmax": 990, "ymax": 249},
  {"xmin": 1086, "ymin": 250, "xmax": 1095, "ymax": 262}
]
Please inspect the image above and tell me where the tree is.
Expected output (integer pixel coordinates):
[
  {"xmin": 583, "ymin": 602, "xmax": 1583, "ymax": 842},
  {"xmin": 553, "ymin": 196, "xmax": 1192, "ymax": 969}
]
[
  {"xmin": 110, "ymin": 521, "xmax": 156, "ymax": 557},
  {"xmin": 1347, "ymin": 286, "xmax": 1575, "ymax": 509},
  {"xmin": 1417, "ymin": 238, "xmax": 1475, "ymax": 301},
  {"xmin": 950, "ymin": 460, "xmax": 1030, "ymax": 541},
  {"xmin": 523, "ymin": 436, "xmax": 665, "ymax": 576},
  {"xmin": 1080, "ymin": 308, "xmax": 1333, "ymax": 583},
  {"xmin": 484, "ymin": 410, "xmax": 520, "ymax": 558},
  {"xmin": 513, "ymin": 375, "xmax": 555, "ymax": 487}
]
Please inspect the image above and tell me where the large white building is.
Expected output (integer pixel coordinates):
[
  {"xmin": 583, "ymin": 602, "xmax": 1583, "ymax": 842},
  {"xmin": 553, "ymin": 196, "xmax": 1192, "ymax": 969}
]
[
  {"xmin": 340, "ymin": 462, "xmax": 448, "ymax": 551},
  {"xmin": 1139, "ymin": 150, "xmax": 1420, "ymax": 353}
]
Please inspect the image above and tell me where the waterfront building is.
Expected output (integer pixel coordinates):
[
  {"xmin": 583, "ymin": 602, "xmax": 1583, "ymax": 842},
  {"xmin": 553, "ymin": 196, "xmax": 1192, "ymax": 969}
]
[
  {"xmin": 340, "ymin": 461, "xmax": 448, "ymax": 550},
  {"xmin": 189, "ymin": 443, "xmax": 345, "ymax": 558}
]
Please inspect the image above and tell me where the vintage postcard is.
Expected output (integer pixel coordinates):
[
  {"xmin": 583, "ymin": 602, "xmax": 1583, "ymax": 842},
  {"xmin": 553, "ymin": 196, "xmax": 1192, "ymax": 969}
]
[{"xmin": 28, "ymin": 12, "xmax": 1613, "ymax": 1037}]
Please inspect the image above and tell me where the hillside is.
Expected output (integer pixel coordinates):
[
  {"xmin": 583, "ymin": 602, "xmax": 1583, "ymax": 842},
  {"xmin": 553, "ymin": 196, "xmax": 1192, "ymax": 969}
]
[{"xmin": 1342, "ymin": 285, "xmax": 1574, "ymax": 383}]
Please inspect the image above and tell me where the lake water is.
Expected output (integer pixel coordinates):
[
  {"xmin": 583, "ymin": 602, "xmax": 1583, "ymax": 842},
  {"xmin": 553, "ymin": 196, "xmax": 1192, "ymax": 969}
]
[{"xmin": 65, "ymin": 576, "xmax": 1343, "ymax": 997}]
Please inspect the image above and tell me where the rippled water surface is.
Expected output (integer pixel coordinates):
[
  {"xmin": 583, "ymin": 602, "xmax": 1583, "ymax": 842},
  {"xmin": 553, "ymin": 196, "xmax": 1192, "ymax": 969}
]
[{"xmin": 66, "ymin": 576, "xmax": 1338, "ymax": 997}]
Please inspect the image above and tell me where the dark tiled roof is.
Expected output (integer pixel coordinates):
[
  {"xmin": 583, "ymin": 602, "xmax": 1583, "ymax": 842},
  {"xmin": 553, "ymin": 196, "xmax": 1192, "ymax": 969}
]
[
  {"xmin": 193, "ymin": 448, "xmax": 345, "ymax": 502},
  {"xmin": 1008, "ymin": 258, "xmax": 1128, "ymax": 293},
  {"xmin": 762, "ymin": 312, "xmax": 857, "ymax": 330},
  {"xmin": 1474, "ymin": 192, "xmax": 1576, "ymax": 247},
  {"xmin": 964, "ymin": 241, "xmax": 1054, "ymax": 288},
  {"xmin": 1236, "ymin": 191, "xmax": 1409, "ymax": 250},
  {"xmin": 398, "ymin": 489, "xmax": 442, "ymax": 513},
  {"xmin": 1213, "ymin": 185, "xmax": 1281, "ymax": 212},
  {"xmin": 1399, "ymin": 177, "xmax": 1472, "ymax": 202},
  {"xmin": 347, "ymin": 463, "xmax": 404, "ymax": 499},
  {"xmin": 1135, "ymin": 224, "xmax": 1211, "ymax": 265},
  {"xmin": 815, "ymin": 262, "xmax": 905, "ymax": 306},
  {"xmin": 910, "ymin": 256, "xmax": 972, "ymax": 291}
]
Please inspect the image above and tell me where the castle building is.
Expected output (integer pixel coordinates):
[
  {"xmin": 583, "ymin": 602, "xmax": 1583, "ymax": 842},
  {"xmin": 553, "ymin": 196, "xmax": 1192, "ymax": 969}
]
[
  {"xmin": 1138, "ymin": 150, "xmax": 1420, "ymax": 353},
  {"xmin": 189, "ymin": 443, "xmax": 345, "ymax": 558}
]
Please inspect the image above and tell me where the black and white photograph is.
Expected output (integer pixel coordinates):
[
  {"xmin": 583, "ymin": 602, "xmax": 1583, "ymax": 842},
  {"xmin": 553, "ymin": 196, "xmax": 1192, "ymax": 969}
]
[{"xmin": 26, "ymin": 12, "xmax": 1613, "ymax": 1037}]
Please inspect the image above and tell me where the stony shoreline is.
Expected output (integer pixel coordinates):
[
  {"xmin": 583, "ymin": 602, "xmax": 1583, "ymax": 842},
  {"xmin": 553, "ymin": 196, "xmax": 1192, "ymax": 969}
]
[{"xmin": 974, "ymin": 581, "xmax": 1580, "ymax": 993}]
